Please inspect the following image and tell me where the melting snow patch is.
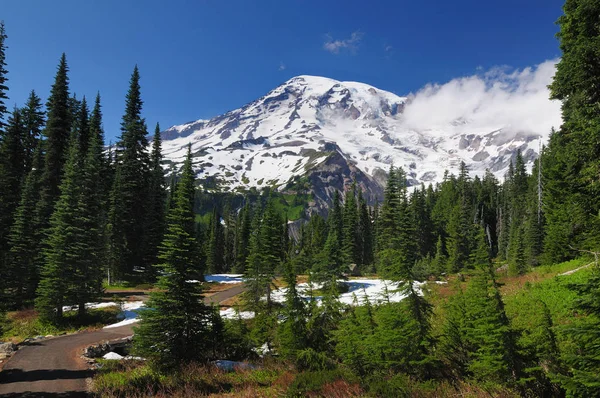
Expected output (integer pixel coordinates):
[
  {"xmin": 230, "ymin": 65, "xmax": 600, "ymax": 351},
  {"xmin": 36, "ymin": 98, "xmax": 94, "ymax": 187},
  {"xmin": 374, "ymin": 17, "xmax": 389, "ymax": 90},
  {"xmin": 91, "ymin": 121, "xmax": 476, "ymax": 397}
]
[
  {"xmin": 271, "ymin": 279, "xmax": 420, "ymax": 306},
  {"xmin": 103, "ymin": 352, "xmax": 124, "ymax": 360},
  {"xmin": 220, "ymin": 307, "xmax": 255, "ymax": 320},
  {"xmin": 205, "ymin": 274, "xmax": 244, "ymax": 284},
  {"xmin": 103, "ymin": 301, "xmax": 145, "ymax": 329}
]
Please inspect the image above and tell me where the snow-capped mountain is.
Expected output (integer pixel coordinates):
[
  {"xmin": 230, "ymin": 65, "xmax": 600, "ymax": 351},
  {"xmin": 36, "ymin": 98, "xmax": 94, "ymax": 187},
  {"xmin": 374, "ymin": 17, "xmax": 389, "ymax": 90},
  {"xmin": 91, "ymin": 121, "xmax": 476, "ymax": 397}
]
[{"xmin": 161, "ymin": 75, "xmax": 549, "ymax": 211}]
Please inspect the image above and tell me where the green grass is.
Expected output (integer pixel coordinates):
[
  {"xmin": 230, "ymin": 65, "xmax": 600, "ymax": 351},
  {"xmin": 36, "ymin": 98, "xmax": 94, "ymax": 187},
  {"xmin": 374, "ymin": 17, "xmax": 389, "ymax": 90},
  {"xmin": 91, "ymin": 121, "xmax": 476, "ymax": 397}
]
[
  {"xmin": 504, "ymin": 259, "xmax": 593, "ymax": 329},
  {"xmin": 2, "ymin": 306, "xmax": 122, "ymax": 343},
  {"xmin": 93, "ymin": 360, "xmax": 293, "ymax": 397}
]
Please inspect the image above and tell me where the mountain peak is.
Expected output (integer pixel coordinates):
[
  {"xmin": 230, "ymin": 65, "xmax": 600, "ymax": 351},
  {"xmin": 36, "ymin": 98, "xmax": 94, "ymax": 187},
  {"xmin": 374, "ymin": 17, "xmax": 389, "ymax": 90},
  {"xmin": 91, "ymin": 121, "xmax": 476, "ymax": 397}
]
[{"xmin": 160, "ymin": 75, "xmax": 545, "ymax": 200}]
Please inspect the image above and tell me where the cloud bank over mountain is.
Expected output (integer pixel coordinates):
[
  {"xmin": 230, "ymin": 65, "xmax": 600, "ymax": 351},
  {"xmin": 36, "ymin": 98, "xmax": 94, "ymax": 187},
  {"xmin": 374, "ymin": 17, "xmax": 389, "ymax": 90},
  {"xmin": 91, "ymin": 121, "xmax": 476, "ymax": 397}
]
[{"xmin": 402, "ymin": 59, "xmax": 561, "ymax": 139}]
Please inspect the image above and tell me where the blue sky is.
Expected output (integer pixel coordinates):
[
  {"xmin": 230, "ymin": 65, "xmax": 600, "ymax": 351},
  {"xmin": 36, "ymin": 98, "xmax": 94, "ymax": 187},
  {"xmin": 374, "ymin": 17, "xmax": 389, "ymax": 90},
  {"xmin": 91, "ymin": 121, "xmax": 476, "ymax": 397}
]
[{"xmin": 3, "ymin": 0, "xmax": 564, "ymax": 143}]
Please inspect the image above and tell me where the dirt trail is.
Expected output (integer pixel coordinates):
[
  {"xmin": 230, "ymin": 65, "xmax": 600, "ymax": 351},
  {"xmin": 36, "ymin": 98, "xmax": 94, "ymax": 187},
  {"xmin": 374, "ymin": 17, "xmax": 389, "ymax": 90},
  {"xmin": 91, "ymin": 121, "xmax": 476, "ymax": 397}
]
[{"xmin": 0, "ymin": 284, "xmax": 245, "ymax": 397}]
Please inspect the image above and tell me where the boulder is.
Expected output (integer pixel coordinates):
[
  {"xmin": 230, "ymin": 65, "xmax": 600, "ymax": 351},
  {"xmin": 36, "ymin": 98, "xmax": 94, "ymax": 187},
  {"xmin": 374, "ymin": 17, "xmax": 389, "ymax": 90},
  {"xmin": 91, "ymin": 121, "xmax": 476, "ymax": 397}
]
[{"xmin": 0, "ymin": 342, "xmax": 16, "ymax": 355}]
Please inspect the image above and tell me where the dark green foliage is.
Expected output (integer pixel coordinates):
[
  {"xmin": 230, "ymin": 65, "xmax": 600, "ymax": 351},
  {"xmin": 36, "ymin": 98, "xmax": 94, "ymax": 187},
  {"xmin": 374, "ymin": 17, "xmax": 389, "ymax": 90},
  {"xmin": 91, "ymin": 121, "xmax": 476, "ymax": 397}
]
[
  {"xmin": 134, "ymin": 146, "xmax": 218, "ymax": 369},
  {"xmin": 543, "ymin": 0, "xmax": 600, "ymax": 259},
  {"xmin": 108, "ymin": 66, "xmax": 151, "ymax": 280},
  {"xmin": 75, "ymin": 96, "xmax": 90, "ymax": 162},
  {"xmin": 277, "ymin": 261, "xmax": 307, "ymax": 362},
  {"xmin": 342, "ymin": 183, "xmax": 359, "ymax": 266},
  {"xmin": 375, "ymin": 166, "xmax": 416, "ymax": 280},
  {"xmin": 223, "ymin": 204, "xmax": 237, "ymax": 272},
  {"xmin": 143, "ymin": 123, "xmax": 167, "ymax": 280},
  {"xmin": 37, "ymin": 54, "xmax": 72, "ymax": 229},
  {"xmin": 35, "ymin": 140, "xmax": 81, "ymax": 322},
  {"xmin": 358, "ymin": 191, "xmax": 374, "ymax": 267},
  {"xmin": 21, "ymin": 90, "xmax": 45, "ymax": 172},
  {"xmin": 559, "ymin": 265, "xmax": 600, "ymax": 396},
  {"xmin": 0, "ymin": 21, "xmax": 8, "ymax": 130},
  {"xmin": 6, "ymin": 144, "xmax": 44, "ymax": 308},
  {"xmin": 206, "ymin": 208, "xmax": 225, "ymax": 274},
  {"xmin": 72, "ymin": 133, "xmax": 106, "ymax": 316},
  {"xmin": 244, "ymin": 198, "xmax": 284, "ymax": 310},
  {"xmin": 464, "ymin": 260, "xmax": 520, "ymax": 383},
  {"xmin": 0, "ymin": 108, "xmax": 26, "ymax": 262},
  {"xmin": 233, "ymin": 202, "xmax": 251, "ymax": 273}
]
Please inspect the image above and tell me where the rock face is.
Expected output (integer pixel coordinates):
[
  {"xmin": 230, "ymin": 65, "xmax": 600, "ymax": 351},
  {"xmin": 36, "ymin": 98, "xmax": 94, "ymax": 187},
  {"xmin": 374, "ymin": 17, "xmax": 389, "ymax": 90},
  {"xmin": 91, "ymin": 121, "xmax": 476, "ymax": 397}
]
[
  {"xmin": 0, "ymin": 342, "xmax": 16, "ymax": 359},
  {"xmin": 83, "ymin": 336, "xmax": 132, "ymax": 359},
  {"xmin": 160, "ymin": 75, "xmax": 555, "ymax": 213}
]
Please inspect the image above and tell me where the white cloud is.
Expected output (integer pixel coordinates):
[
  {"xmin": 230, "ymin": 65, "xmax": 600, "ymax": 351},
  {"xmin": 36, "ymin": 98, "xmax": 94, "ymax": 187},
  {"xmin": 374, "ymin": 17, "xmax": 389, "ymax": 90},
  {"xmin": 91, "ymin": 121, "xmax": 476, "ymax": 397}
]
[
  {"xmin": 278, "ymin": 61, "xmax": 286, "ymax": 71},
  {"xmin": 323, "ymin": 31, "xmax": 363, "ymax": 54},
  {"xmin": 401, "ymin": 59, "xmax": 562, "ymax": 137}
]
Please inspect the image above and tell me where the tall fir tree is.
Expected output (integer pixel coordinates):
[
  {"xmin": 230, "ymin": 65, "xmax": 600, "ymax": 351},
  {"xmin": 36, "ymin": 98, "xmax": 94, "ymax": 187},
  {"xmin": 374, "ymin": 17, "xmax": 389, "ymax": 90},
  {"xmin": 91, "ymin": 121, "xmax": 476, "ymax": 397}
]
[
  {"xmin": 143, "ymin": 123, "xmax": 167, "ymax": 280},
  {"xmin": 6, "ymin": 144, "xmax": 44, "ymax": 308},
  {"xmin": 342, "ymin": 182, "xmax": 359, "ymax": 266},
  {"xmin": 75, "ymin": 96, "xmax": 90, "ymax": 163},
  {"xmin": 0, "ymin": 108, "xmax": 26, "ymax": 276},
  {"xmin": 37, "ymin": 53, "xmax": 72, "ymax": 231},
  {"xmin": 134, "ymin": 145, "xmax": 218, "ymax": 369},
  {"xmin": 21, "ymin": 90, "xmax": 45, "ymax": 172},
  {"xmin": 71, "ymin": 133, "xmax": 105, "ymax": 316},
  {"xmin": 544, "ymin": 0, "xmax": 600, "ymax": 258},
  {"xmin": 234, "ymin": 201, "xmax": 251, "ymax": 273},
  {"xmin": 0, "ymin": 21, "xmax": 8, "ymax": 131},
  {"xmin": 108, "ymin": 66, "xmax": 150, "ymax": 280},
  {"xmin": 35, "ymin": 139, "xmax": 82, "ymax": 323},
  {"xmin": 206, "ymin": 207, "xmax": 225, "ymax": 274}
]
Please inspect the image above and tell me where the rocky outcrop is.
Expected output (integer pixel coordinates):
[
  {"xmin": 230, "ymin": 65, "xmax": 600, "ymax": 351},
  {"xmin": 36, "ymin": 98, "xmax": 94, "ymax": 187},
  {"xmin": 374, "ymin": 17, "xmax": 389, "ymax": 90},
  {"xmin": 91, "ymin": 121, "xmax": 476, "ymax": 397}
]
[
  {"xmin": 0, "ymin": 342, "xmax": 16, "ymax": 360},
  {"xmin": 303, "ymin": 144, "xmax": 383, "ymax": 218},
  {"xmin": 83, "ymin": 336, "xmax": 132, "ymax": 359}
]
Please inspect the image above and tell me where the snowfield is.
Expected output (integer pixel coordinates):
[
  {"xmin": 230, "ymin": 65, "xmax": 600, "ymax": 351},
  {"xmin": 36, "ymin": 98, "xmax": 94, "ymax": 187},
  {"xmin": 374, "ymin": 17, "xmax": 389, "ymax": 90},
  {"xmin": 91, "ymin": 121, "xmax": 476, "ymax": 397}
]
[
  {"xmin": 270, "ymin": 278, "xmax": 423, "ymax": 306},
  {"xmin": 96, "ymin": 276, "xmax": 436, "ymax": 327},
  {"xmin": 161, "ymin": 69, "xmax": 561, "ymax": 192}
]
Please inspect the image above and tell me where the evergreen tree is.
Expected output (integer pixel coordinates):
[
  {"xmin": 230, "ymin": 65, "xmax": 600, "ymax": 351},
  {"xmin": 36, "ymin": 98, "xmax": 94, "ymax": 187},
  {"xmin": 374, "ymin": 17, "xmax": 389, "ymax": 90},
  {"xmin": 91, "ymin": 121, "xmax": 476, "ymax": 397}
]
[
  {"xmin": 0, "ymin": 109, "xmax": 26, "ymax": 272},
  {"xmin": 75, "ymin": 96, "xmax": 90, "ymax": 162},
  {"xmin": 134, "ymin": 146, "xmax": 217, "ymax": 369},
  {"xmin": 464, "ymin": 228, "xmax": 520, "ymax": 384},
  {"xmin": 244, "ymin": 198, "xmax": 283, "ymax": 310},
  {"xmin": 223, "ymin": 203, "xmax": 237, "ymax": 272},
  {"xmin": 0, "ymin": 21, "xmax": 8, "ymax": 131},
  {"xmin": 358, "ymin": 191, "xmax": 374, "ymax": 267},
  {"xmin": 37, "ymin": 54, "xmax": 72, "ymax": 230},
  {"xmin": 21, "ymin": 90, "xmax": 45, "ymax": 172},
  {"xmin": 440, "ymin": 282, "xmax": 472, "ymax": 380},
  {"xmin": 543, "ymin": 0, "xmax": 600, "ymax": 257},
  {"xmin": 206, "ymin": 208, "xmax": 225, "ymax": 274},
  {"xmin": 143, "ymin": 123, "xmax": 166, "ymax": 280},
  {"xmin": 342, "ymin": 183, "xmax": 359, "ymax": 266},
  {"xmin": 108, "ymin": 66, "xmax": 150, "ymax": 280},
  {"xmin": 431, "ymin": 236, "xmax": 447, "ymax": 276},
  {"xmin": 35, "ymin": 139, "xmax": 81, "ymax": 323},
  {"xmin": 71, "ymin": 133, "xmax": 105, "ymax": 316},
  {"xmin": 6, "ymin": 144, "xmax": 44, "ymax": 308},
  {"xmin": 234, "ymin": 201, "xmax": 251, "ymax": 273},
  {"xmin": 278, "ymin": 260, "xmax": 307, "ymax": 361}
]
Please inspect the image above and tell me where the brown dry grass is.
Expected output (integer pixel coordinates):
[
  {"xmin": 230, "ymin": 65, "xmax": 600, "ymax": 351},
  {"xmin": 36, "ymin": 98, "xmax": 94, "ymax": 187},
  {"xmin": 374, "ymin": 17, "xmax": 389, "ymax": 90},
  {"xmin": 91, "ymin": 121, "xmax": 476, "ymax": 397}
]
[{"xmin": 204, "ymin": 282, "xmax": 242, "ymax": 297}]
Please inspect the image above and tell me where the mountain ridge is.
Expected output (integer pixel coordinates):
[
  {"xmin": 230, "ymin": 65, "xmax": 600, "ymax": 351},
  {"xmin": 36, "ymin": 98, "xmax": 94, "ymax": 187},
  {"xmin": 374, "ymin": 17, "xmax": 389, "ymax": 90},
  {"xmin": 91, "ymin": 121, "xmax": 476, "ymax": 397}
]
[{"xmin": 159, "ymin": 74, "xmax": 550, "ymax": 208}]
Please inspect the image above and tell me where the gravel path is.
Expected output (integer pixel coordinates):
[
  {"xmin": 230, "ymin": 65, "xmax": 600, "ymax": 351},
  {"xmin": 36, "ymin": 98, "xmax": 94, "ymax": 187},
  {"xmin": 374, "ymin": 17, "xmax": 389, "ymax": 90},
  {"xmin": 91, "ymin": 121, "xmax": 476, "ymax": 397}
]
[{"xmin": 0, "ymin": 283, "xmax": 246, "ymax": 397}]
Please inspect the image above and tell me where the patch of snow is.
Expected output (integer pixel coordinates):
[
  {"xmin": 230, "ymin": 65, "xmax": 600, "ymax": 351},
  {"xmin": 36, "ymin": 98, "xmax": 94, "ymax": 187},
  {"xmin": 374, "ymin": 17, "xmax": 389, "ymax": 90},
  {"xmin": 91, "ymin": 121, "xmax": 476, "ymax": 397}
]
[
  {"xmin": 103, "ymin": 352, "xmax": 124, "ymax": 360},
  {"xmin": 270, "ymin": 278, "xmax": 418, "ymax": 306},
  {"xmin": 62, "ymin": 302, "xmax": 120, "ymax": 313},
  {"xmin": 205, "ymin": 274, "xmax": 244, "ymax": 284},
  {"xmin": 220, "ymin": 307, "xmax": 254, "ymax": 320},
  {"xmin": 103, "ymin": 301, "xmax": 145, "ymax": 329}
]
